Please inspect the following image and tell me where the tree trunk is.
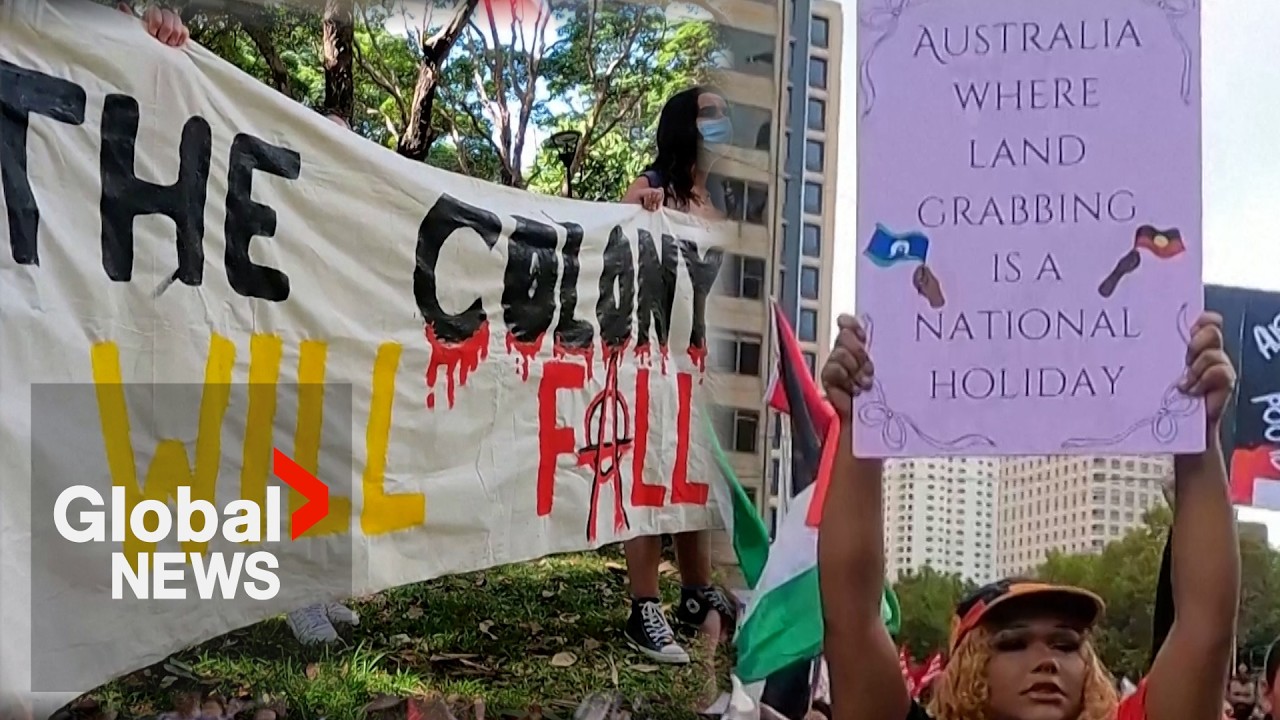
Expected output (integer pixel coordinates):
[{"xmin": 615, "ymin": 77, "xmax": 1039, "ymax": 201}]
[
  {"xmin": 396, "ymin": 0, "xmax": 481, "ymax": 161},
  {"xmin": 227, "ymin": 1, "xmax": 296, "ymax": 100},
  {"xmin": 321, "ymin": 0, "xmax": 355, "ymax": 122}
]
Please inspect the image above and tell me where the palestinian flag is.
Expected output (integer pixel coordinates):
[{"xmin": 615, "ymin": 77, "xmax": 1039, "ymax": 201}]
[{"xmin": 730, "ymin": 302, "xmax": 899, "ymax": 683}]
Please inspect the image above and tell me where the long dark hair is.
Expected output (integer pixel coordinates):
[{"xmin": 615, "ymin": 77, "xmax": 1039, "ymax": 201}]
[{"xmin": 644, "ymin": 85, "xmax": 715, "ymax": 209}]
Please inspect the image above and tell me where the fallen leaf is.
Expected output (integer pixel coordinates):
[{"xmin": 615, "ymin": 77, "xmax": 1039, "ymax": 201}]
[
  {"xmin": 430, "ymin": 653, "xmax": 481, "ymax": 661},
  {"xmin": 607, "ymin": 655, "xmax": 619, "ymax": 688},
  {"xmin": 549, "ymin": 652, "xmax": 578, "ymax": 668},
  {"xmin": 582, "ymin": 638, "xmax": 601, "ymax": 652},
  {"xmin": 390, "ymin": 634, "xmax": 413, "ymax": 646},
  {"xmin": 658, "ymin": 561, "xmax": 676, "ymax": 576},
  {"xmin": 158, "ymin": 676, "xmax": 177, "ymax": 689},
  {"xmin": 630, "ymin": 664, "xmax": 659, "ymax": 673},
  {"xmin": 479, "ymin": 620, "xmax": 497, "ymax": 639},
  {"xmin": 540, "ymin": 589, "xmax": 556, "ymax": 598},
  {"xmin": 557, "ymin": 613, "xmax": 580, "ymax": 624},
  {"xmin": 474, "ymin": 573, "xmax": 488, "ymax": 587},
  {"xmin": 305, "ymin": 663, "xmax": 319, "ymax": 680},
  {"xmin": 406, "ymin": 606, "xmax": 424, "ymax": 620},
  {"xmin": 525, "ymin": 622, "xmax": 543, "ymax": 634}
]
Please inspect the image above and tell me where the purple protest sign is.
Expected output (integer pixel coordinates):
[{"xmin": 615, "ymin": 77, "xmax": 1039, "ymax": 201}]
[{"xmin": 854, "ymin": 0, "xmax": 1204, "ymax": 458}]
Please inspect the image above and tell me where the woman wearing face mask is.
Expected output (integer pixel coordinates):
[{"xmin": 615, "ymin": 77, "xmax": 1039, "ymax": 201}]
[
  {"xmin": 818, "ymin": 311, "xmax": 1241, "ymax": 720},
  {"xmin": 622, "ymin": 85, "xmax": 731, "ymax": 219},
  {"xmin": 614, "ymin": 85, "xmax": 735, "ymax": 666}
]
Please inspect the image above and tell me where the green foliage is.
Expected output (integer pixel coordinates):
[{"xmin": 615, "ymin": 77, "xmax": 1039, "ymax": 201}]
[
  {"xmin": 891, "ymin": 567, "xmax": 976, "ymax": 661},
  {"xmin": 1038, "ymin": 506, "xmax": 1280, "ymax": 679},
  {"xmin": 186, "ymin": 0, "xmax": 715, "ymax": 195},
  {"xmin": 528, "ymin": 14, "xmax": 718, "ymax": 200},
  {"xmin": 896, "ymin": 508, "xmax": 1280, "ymax": 679}
]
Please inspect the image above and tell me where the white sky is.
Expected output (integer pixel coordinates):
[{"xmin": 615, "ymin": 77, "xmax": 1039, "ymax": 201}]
[{"xmin": 830, "ymin": 0, "xmax": 1280, "ymax": 541}]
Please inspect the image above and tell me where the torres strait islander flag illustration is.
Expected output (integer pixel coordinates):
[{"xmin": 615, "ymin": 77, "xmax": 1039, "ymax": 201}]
[{"xmin": 723, "ymin": 302, "xmax": 899, "ymax": 684}]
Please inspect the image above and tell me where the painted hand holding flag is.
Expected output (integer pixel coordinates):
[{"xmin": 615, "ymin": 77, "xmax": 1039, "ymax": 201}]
[
  {"xmin": 864, "ymin": 225, "xmax": 945, "ymax": 308},
  {"xmin": 1099, "ymin": 225, "xmax": 1186, "ymax": 298},
  {"xmin": 713, "ymin": 302, "xmax": 900, "ymax": 685}
]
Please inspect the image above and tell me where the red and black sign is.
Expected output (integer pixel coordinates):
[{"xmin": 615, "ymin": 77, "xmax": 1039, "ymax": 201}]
[{"xmin": 1207, "ymin": 285, "xmax": 1280, "ymax": 506}]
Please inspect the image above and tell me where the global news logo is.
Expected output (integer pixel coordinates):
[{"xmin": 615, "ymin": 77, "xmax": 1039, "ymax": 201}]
[{"xmin": 50, "ymin": 448, "xmax": 330, "ymax": 601}]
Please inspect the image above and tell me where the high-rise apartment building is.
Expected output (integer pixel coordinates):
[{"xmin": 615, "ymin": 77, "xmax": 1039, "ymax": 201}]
[
  {"xmin": 703, "ymin": 0, "xmax": 843, "ymax": 535},
  {"xmin": 882, "ymin": 457, "xmax": 999, "ymax": 583},
  {"xmin": 997, "ymin": 456, "xmax": 1174, "ymax": 577}
]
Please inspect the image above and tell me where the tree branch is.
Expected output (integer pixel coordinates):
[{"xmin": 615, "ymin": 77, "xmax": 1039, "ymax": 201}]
[
  {"xmin": 322, "ymin": 0, "xmax": 355, "ymax": 121},
  {"xmin": 229, "ymin": 1, "xmax": 297, "ymax": 100},
  {"xmin": 396, "ymin": 0, "xmax": 481, "ymax": 161},
  {"xmin": 353, "ymin": 34, "xmax": 409, "ymax": 124}
]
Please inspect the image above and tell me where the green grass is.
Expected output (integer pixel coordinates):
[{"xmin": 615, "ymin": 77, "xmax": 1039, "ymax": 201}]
[{"xmin": 82, "ymin": 548, "xmax": 732, "ymax": 719}]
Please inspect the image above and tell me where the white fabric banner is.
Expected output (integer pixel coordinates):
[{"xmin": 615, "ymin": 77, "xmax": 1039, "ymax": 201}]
[{"xmin": 0, "ymin": 2, "xmax": 726, "ymax": 711}]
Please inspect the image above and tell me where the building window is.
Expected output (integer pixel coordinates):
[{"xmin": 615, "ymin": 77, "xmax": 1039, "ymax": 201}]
[
  {"xmin": 726, "ymin": 102, "xmax": 774, "ymax": 153},
  {"xmin": 803, "ymin": 351, "xmax": 817, "ymax": 378},
  {"xmin": 805, "ymin": 140, "xmax": 824, "ymax": 172},
  {"xmin": 802, "ymin": 224, "xmax": 821, "ymax": 258},
  {"xmin": 809, "ymin": 58, "xmax": 828, "ymax": 89},
  {"xmin": 799, "ymin": 309, "xmax": 818, "ymax": 342},
  {"xmin": 811, "ymin": 16, "xmax": 830, "ymax": 49},
  {"xmin": 714, "ymin": 175, "xmax": 769, "ymax": 225},
  {"xmin": 710, "ymin": 334, "xmax": 763, "ymax": 376},
  {"xmin": 807, "ymin": 99, "xmax": 825, "ymax": 131},
  {"xmin": 719, "ymin": 27, "xmax": 775, "ymax": 78},
  {"xmin": 801, "ymin": 266, "xmax": 820, "ymax": 300},
  {"xmin": 714, "ymin": 407, "xmax": 760, "ymax": 453},
  {"xmin": 804, "ymin": 182, "xmax": 823, "ymax": 215},
  {"xmin": 717, "ymin": 254, "xmax": 767, "ymax": 299},
  {"xmin": 733, "ymin": 409, "xmax": 760, "ymax": 453}
]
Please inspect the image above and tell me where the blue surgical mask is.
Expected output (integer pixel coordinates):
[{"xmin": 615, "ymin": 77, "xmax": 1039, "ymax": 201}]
[{"xmin": 698, "ymin": 117, "xmax": 733, "ymax": 145}]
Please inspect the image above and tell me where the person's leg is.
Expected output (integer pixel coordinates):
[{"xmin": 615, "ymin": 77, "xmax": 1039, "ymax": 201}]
[
  {"xmin": 672, "ymin": 531, "xmax": 737, "ymax": 635},
  {"xmin": 622, "ymin": 536, "xmax": 688, "ymax": 664}
]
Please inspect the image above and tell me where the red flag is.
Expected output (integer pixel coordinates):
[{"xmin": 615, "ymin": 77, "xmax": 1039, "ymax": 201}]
[
  {"xmin": 481, "ymin": 0, "xmax": 547, "ymax": 29},
  {"xmin": 765, "ymin": 302, "xmax": 835, "ymax": 434},
  {"xmin": 915, "ymin": 653, "xmax": 944, "ymax": 695},
  {"xmin": 1230, "ymin": 445, "xmax": 1280, "ymax": 505},
  {"xmin": 898, "ymin": 647, "xmax": 918, "ymax": 697},
  {"xmin": 765, "ymin": 301, "xmax": 838, "ymax": 528}
]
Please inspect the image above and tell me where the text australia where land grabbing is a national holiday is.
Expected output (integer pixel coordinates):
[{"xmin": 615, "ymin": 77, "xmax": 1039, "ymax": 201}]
[{"xmin": 855, "ymin": 0, "xmax": 1203, "ymax": 456}]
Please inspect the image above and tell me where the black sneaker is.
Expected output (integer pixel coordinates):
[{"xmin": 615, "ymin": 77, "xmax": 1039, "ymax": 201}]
[
  {"xmin": 624, "ymin": 598, "xmax": 690, "ymax": 664},
  {"xmin": 675, "ymin": 586, "xmax": 737, "ymax": 634}
]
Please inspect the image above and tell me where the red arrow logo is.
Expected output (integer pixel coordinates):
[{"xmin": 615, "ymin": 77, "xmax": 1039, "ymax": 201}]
[{"xmin": 273, "ymin": 448, "xmax": 329, "ymax": 540}]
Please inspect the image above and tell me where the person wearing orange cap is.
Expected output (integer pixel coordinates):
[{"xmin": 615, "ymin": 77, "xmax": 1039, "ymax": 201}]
[{"xmin": 816, "ymin": 311, "xmax": 1240, "ymax": 720}]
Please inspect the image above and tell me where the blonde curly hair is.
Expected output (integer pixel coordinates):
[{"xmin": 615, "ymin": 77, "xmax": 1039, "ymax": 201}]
[{"xmin": 924, "ymin": 626, "xmax": 1119, "ymax": 720}]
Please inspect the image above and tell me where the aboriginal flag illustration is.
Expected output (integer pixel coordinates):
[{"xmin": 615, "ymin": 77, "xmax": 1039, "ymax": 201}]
[{"xmin": 1098, "ymin": 225, "xmax": 1187, "ymax": 298}]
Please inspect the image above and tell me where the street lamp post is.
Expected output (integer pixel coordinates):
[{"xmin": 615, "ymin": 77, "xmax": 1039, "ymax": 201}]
[{"xmin": 547, "ymin": 129, "xmax": 583, "ymax": 198}]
